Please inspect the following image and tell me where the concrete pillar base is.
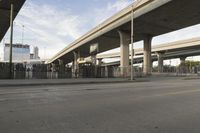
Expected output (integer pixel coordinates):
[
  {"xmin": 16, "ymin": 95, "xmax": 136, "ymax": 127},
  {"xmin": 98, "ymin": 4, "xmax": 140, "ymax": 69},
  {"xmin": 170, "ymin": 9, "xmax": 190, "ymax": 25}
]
[
  {"xmin": 118, "ymin": 30, "xmax": 130, "ymax": 77},
  {"xmin": 143, "ymin": 36, "xmax": 152, "ymax": 76},
  {"xmin": 156, "ymin": 52, "xmax": 164, "ymax": 73},
  {"xmin": 179, "ymin": 57, "xmax": 187, "ymax": 73},
  {"xmin": 120, "ymin": 66, "xmax": 130, "ymax": 78},
  {"xmin": 180, "ymin": 57, "xmax": 186, "ymax": 65},
  {"xmin": 72, "ymin": 51, "xmax": 80, "ymax": 78},
  {"xmin": 91, "ymin": 55, "xmax": 97, "ymax": 77},
  {"xmin": 97, "ymin": 59, "xmax": 102, "ymax": 66}
]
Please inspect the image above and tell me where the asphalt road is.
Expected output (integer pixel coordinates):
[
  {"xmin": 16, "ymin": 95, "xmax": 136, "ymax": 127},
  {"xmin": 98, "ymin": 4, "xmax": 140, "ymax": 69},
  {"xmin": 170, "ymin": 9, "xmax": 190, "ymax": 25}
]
[{"xmin": 1, "ymin": 77, "xmax": 200, "ymax": 133}]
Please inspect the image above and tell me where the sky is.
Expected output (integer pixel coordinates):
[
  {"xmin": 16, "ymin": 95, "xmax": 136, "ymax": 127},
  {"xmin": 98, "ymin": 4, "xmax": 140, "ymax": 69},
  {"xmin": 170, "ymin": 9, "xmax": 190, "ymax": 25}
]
[{"xmin": 0, "ymin": 0, "xmax": 200, "ymax": 64}]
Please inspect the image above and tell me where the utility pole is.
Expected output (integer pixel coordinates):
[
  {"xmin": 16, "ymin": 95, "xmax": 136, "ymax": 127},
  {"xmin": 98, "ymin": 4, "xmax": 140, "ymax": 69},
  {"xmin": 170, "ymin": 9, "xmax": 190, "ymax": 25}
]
[
  {"xmin": 9, "ymin": 3, "xmax": 14, "ymax": 79},
  {"xmin": 22, "ymin": 25, "xmax": 24, "ymax": 45},
  {"xmin": 130, "ymin": 0, "xmax": 141, "ymax": 80},
  {"xmin": 130, "ymin": 5, "xmax": 134, "ymax": 80}
]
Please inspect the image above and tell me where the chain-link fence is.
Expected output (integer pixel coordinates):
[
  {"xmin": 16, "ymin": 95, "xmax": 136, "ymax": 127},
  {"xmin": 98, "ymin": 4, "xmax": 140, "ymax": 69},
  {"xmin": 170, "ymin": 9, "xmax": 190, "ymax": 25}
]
[
  {"xmin": 0, "ymin": 63, "xmax": 12, "ymax": 79},
  {"xmin": 153, "ymin": 64, "xmax": 200, "ymax": 76},
  {"xmin": 0, "ymin": 63, "xmax": 72, "ymax": 79},
  {"xmin": 1, "ymin": 62, "xmax": 200, "ymax": 79}
]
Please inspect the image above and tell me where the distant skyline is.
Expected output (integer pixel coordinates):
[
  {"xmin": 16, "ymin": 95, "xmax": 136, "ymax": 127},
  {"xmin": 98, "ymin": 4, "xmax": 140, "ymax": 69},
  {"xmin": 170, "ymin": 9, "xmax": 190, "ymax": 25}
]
[{"xmin": 0, "ymin": 0, "xmax": 200, "ymax": 62}]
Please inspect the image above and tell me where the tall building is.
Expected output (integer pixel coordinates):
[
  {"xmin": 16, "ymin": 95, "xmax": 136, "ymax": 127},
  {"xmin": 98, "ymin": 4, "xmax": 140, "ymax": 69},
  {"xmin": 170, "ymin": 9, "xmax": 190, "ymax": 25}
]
[
  {"xmin": 33, "ymin": 46, "xmax": 40, "ymax": 59},
  {"xmin": 4, "ymin": 43, "xmax": 30, "ymax": 62}
]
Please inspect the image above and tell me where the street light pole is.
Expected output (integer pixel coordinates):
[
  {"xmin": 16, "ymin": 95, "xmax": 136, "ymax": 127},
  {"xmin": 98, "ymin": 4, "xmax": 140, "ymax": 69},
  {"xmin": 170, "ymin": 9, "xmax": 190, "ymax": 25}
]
[
  {"xmin": 22, "ymin": 25, "xmax": 24, "ymax": 45},
  {"xmin": 9, "ymin": 3, "xmax": 14, "ymax": 79},
  {"xmin": 130, "ymin": 3, "xmax": 134, "ymax": 80}
]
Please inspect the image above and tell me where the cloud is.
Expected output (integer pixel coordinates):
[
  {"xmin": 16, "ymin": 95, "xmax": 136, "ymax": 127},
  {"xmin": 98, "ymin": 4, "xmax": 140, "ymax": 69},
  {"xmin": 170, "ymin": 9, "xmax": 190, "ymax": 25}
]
[
  {"xmin": 9, "ymin": 0, "xmax": 133, "ymax": 59},
  {"xmin": 10, "ymin": 1, "xmax": 89, "ymax": 59},
  {"xmin": 19, "ymin": 2, "xmax": 82, "ymax": 40},
  {"xmin": 92, "ymin": 0, "xmax": 132, "ymax": 25},
  {"xmin": 107, "ymin": 0, "xmax": 132, "ymax": 11},
  {"xmin": 0, "ymin": 0, "xmax": 134, "ymax": 59}
]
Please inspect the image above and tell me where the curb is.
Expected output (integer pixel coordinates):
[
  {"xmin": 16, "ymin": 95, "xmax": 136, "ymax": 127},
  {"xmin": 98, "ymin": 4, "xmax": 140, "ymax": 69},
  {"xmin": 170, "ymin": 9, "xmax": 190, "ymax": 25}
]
[
  {"xmin": 183, "ymin": 77, "xmax": 200, "ymax": 80},
  {"xmin": 0, "ymin": 79, "xmax": 149, "ymax": 87}
]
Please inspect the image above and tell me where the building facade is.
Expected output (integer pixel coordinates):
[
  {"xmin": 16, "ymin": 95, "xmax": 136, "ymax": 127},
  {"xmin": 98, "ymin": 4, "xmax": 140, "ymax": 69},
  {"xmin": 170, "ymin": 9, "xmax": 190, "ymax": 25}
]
[
  {"xmin": 4, "ymin": 43, "xmax": 30, "ymax": 62},
  {"xmin": 33, "ymin": 46, "xmax": 40, "ymax": 59}
]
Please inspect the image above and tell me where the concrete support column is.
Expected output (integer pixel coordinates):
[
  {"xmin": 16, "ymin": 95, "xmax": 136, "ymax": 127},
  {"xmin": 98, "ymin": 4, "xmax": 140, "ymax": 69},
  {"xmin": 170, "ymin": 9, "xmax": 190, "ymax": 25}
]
[
  {"xmin": 151, "ymin": 60, "xmax": 154, "ymax": 72},
  {"xmin": 51, "ymin": 63, "xmax": 56, "ymax": 72},
  {"xmin": 58, "ymin": 59, "xmax": 64, "ymax": 66},
  {"xmin": 118, "ymin": 31, "xmax": 130, "ymax": 77},
  {"xmin": 156, "ymin": 52, "xmax": 164, "ymax": 73},
  {"xmin": 179, "ymin": 57, "xmax": 186, "ymax": 73},
  {"xmin": 180, "ymin": 57, "xmax": 186, "ymax": 65},
  {"xmin": 97, "ymin": 58, "xmax": 102, "ymax": 66},
  {"xmin": 91, "ymin": 55, "xmax": 97, "ymax": 65},
  {"xmin": 58, "ymin": 59, "xmax": 65, "ymax": 79},
  {"xmin": 105, "ymin": 66, "xmax": 108, "ymax": 78},
  {"xmin": 50, "ymin": 63, "xmax": 57, "ymax": 79},
  {"xmin": 143, "ymin": 36, "xmax": 152, "ymax": 76},
  {"xmin": 73, "ymin": 51, "xmax": 80, "ymax": 78},
  {"xmin": 91, "ymin": 55, "xmax": 97, "ymax": 77}
]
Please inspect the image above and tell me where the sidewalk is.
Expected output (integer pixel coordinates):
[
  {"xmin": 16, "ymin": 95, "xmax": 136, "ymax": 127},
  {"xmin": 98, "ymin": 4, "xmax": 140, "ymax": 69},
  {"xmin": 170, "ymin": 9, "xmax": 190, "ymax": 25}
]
[
  {"xmin": 1, "ymin": 74, "xmax": 198, "ymax": 87},
  {"xmin": 0, "ymin": 78, "xmax": 148, "ymax": 87}
]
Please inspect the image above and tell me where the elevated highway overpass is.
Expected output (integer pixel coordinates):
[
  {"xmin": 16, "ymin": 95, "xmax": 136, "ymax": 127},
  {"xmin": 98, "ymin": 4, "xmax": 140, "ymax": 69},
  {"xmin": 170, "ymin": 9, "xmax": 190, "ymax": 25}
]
[
  {"xmin": 96, "ymin": 37, "xmax": 200, "ymax": 72},
  {"xmin": 97, "ymin": 37, "xmax": 200, "ymax": 59},
  {"xmin": 99, "ymin": 50, "xmax": 200, "ymax": 73},
  {"xmin": 47, "ymin": 0, "xmax": 200, "ymax": 76}
]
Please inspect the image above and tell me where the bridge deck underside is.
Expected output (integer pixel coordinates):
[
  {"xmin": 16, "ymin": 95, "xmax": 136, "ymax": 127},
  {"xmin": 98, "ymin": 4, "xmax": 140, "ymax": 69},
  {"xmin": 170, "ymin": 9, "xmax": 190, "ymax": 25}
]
[{"xmin": 0, "ymin": 0, "xmax": 26, "ymax": 41}]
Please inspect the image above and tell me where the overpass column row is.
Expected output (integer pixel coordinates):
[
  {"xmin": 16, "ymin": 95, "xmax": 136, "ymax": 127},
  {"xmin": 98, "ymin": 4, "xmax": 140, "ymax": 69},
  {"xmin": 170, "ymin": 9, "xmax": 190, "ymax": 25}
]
[
  {"xmin": 118, "ymin": 31, "xmax": 130, "ymax": 77},
  {"xmin": 143, "ymin": 36, "xmax": 152, "ymax": 76}
]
